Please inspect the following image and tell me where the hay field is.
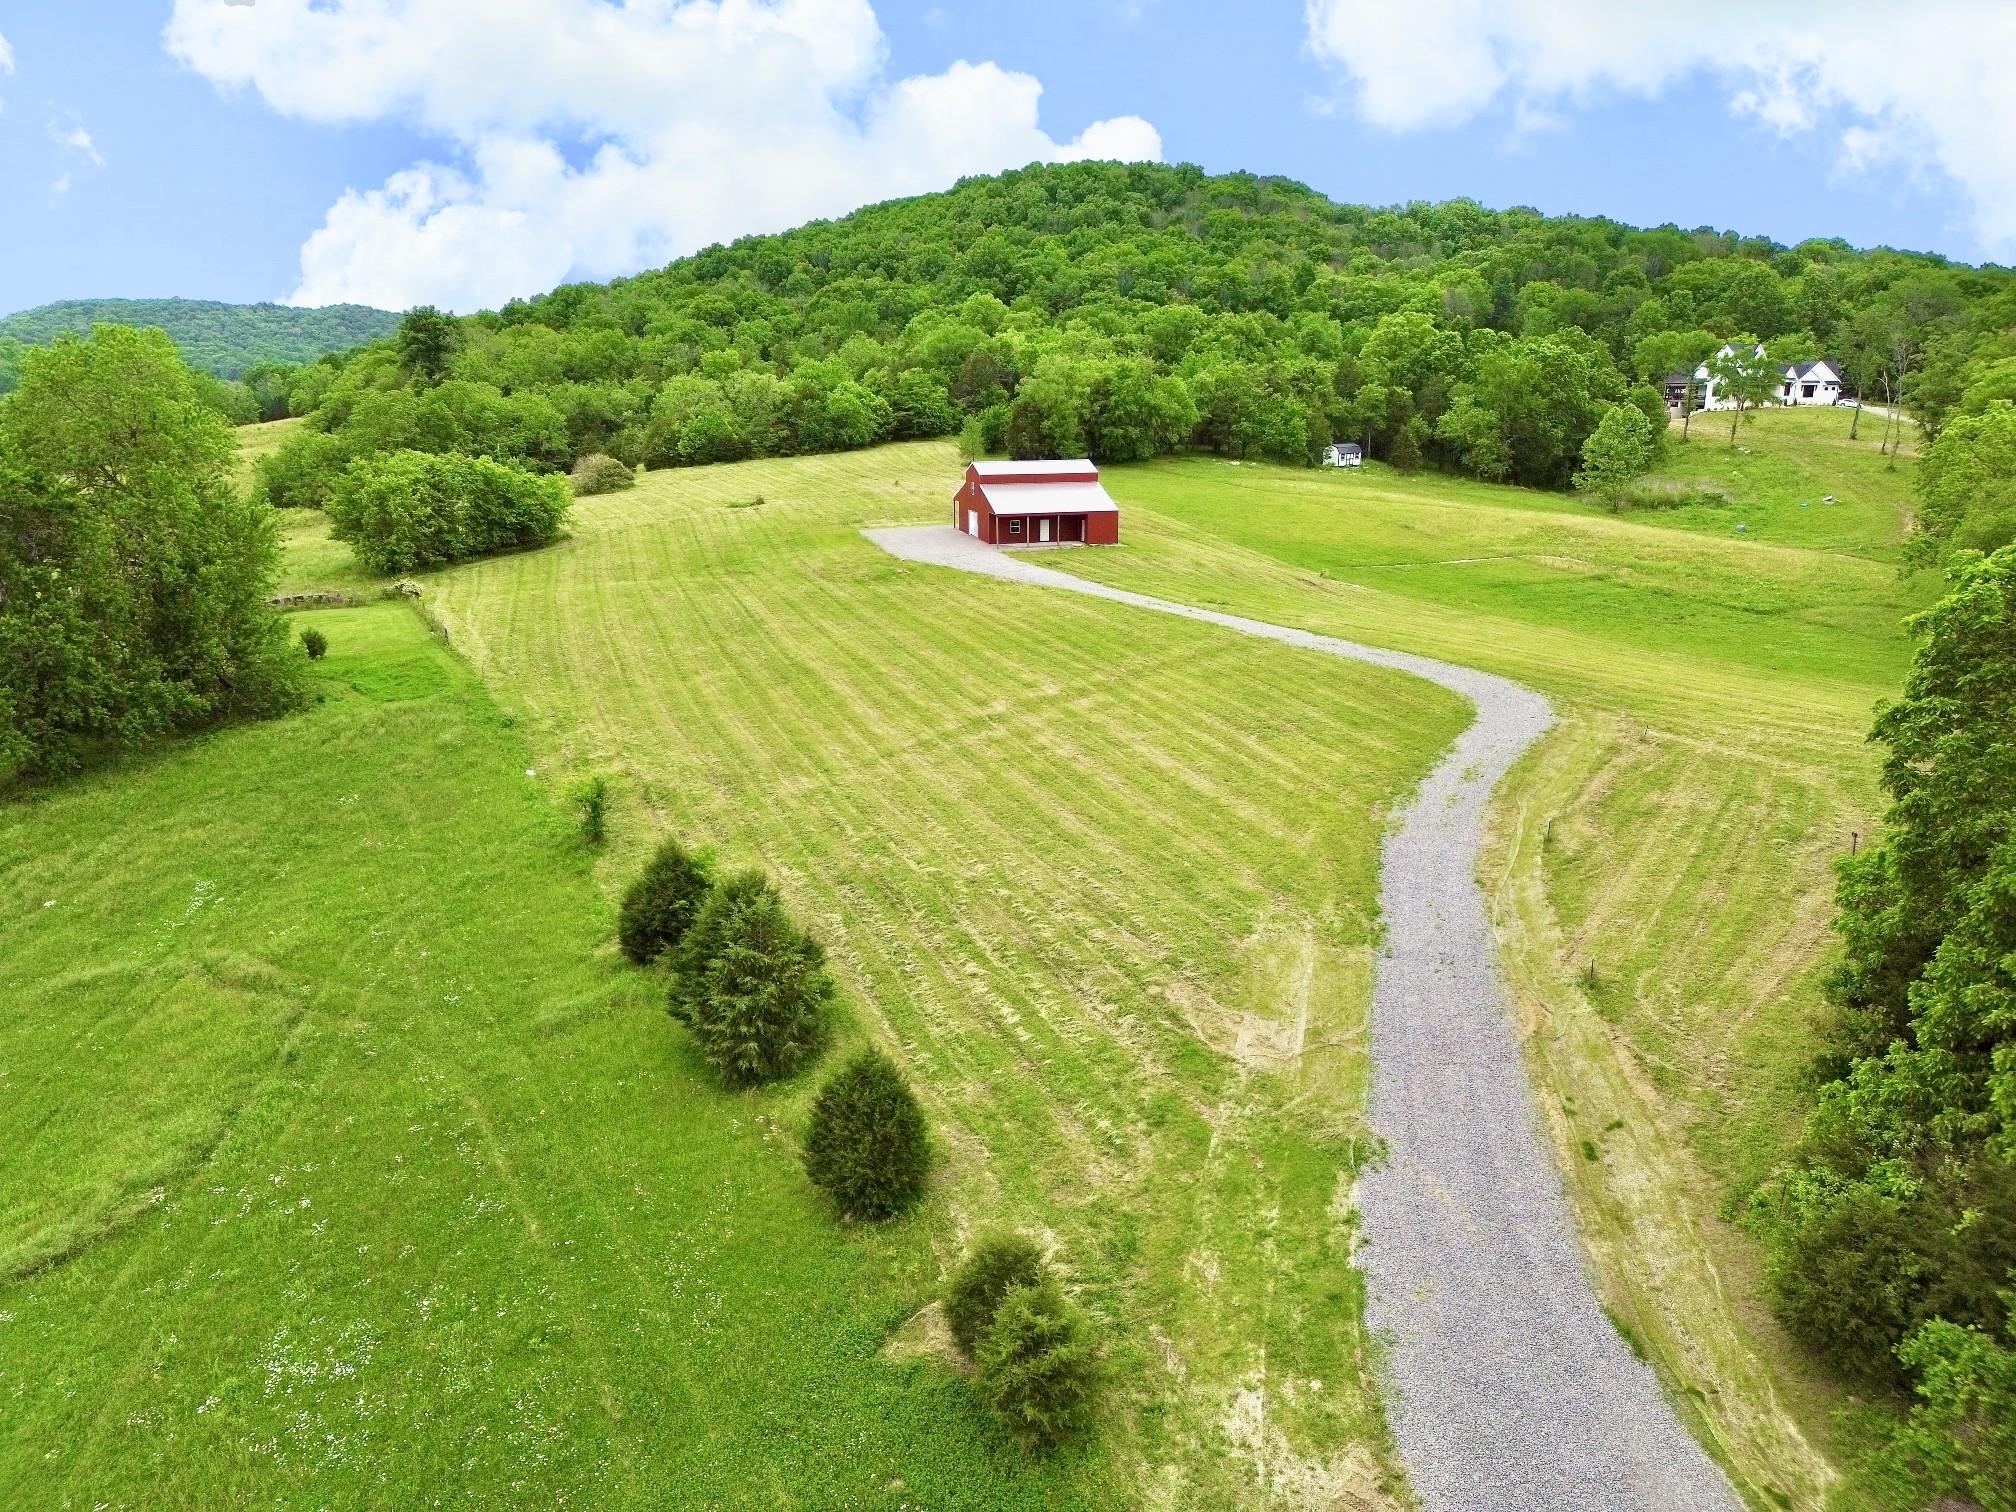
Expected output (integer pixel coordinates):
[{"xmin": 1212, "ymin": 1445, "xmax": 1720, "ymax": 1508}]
[
  {"xmin": 0, "ymin": 441, "xmax": 1465, "ymax": 1508},
  {"xmin": 1057, "ymin": 420, "xmax": 1927, "ymax": 1510}
]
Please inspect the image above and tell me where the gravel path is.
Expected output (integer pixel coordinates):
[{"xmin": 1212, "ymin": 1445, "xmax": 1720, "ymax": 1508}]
[{"xmin": 865, "ymin": 527, "xmax": 1740, "ymax": 1511}]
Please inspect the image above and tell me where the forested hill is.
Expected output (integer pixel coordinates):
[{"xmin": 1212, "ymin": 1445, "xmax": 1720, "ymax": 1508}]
[
  {"xmin": 255, "ymin": 160, "xmax": 2016, "ymax": 509},
  {"xmin": 0, "ymin": 298, "xmax": 398, "ymax": 381}
]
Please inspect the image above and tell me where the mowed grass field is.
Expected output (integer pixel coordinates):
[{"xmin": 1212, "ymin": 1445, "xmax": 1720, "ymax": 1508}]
[
  {"xmin": 2, "ymin": 605, "xmax": 1089, "ymax": 1509},
  {"xmin": 1053, "ymin": 408, "xmax": 1932, "ymax": 1510},
  {"xmin": 1, "ymin": 444, "xmax": 1468, "ymax": 1508}
]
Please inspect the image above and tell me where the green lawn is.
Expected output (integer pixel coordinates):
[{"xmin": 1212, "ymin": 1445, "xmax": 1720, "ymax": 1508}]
[
  {"xmin": 1, "ymin": 445, "xmax": 1466, "ymax": 1508},
  {"xmin": 1049, "ymin": 423, "xmax": 1931, "ymax": 1509}
]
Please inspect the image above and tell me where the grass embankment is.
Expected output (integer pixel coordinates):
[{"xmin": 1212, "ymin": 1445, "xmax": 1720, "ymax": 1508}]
[
  {"xmin": 1048, "ymin": 407, "xmax": 1931, "ymax": 1510},
  {"xmin": 1, "ymin": 443, "xmax": 1467, "ymax": 1508}
]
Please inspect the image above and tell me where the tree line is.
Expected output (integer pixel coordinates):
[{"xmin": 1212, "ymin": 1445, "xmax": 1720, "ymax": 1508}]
[
  {"xmin": 242, "ymin": 161, "xmax": 2011, "ymax": 511},
  {"xmin": 1745, "ymin": 401, "xmax": 2016, "ymax": 1500}
]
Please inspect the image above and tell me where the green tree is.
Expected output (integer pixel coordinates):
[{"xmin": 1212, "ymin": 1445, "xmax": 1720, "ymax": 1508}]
[
  {"xmin": 672, "ymin": 870, "xmax": 833, "ymax": 1087},
  {"xmin": 1575, "ymin": 404, "xmax": 1657, "ymax": 512},
  {"xmin": 0, "ymin": 326, "xmax": 301, "ymax": 776},
  {"xmin": 1632, "ymin": 328, "xmax": 1719, "ymax": 440},
  {"xmin": 888, "ymin": 369, "xmax": 961, "ymax": 439},
  {"xmin": 802, "ymin": 1048, "xmax": 931, "ymax": 1220},
  {"xmin": 1760, "ymin": 545, "xmax": 2016, "ymax": 1384},
  {"xmin": 1893, "ymin": 1313, "xmax": 2016, "ymax": 1507},
  {"xmin": 946, "ymin": 1232, "xmax": 1047, "ymax": 1355},
  {"xmin": 617, "ymin": 836, "xmax": 714, "ymax": 965},
  {"xmin": 1911, "ymin": 402, "xmax": 2016, "ymax": 564},
  {"xmin": 975, "ymin": 1279, "xmax": 1101, "ymax": 1450},
  {"xmin": 326, "ymin": 450, "xmax": 571, "ymax": 574},
  {"xmin": 399, "ymin": 305, "xmax": 462, "ymax": 383},
  {"xmin": 1006, "ymin": 360, "xmax": 1087, "ymax": 459},
  {"xmin": 1706, "ymin": 338, "xmax": 1776, "ymax": 443}
]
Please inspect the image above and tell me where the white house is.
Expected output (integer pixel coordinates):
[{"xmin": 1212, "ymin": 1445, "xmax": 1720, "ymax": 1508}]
[
  {"xmin": 1322, "ymin": 441, "xmax": 1363, "ymax": 468},
  {"xmin": 1778, "ymin": 360, "xmax": 1843, "ymax": 406},
  {"xmin": 1685, "ymin": 346, "xmax": 1845, "ymax": 411}
]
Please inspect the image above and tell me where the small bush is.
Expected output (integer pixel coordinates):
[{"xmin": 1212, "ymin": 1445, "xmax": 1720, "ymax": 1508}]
[
  {"xmin": 617, "ymin": 837, "xmax": 712, "ymax": 965},
  {"xmin": 300, "ymin": 626, "xmax": 328, "ymax": 661},
  {"xmin": 327, "ymin": 449, "xmax": 570, "ymax": 574},
  {"xmin": 574, "ymin": 775, "xmax": 609, "ymax": 846},
  {"xmin": 803, "ymin": 1048, "xmax": 930, "ymax": 1220},
  {"xmin": 975, "ymin": 1279, "xmax": 1101, "ymax": 1450},
  {"xmin": 569, "ymin": 452, "xmax": 636, "ymax": 496},
  {"xmin": 673, "ymin": 869, "xmax": 832, "ymax": 1086},
  {"xmin": 945, "ymin": 1232, "xmax": 1047, "ymax": 1356}
]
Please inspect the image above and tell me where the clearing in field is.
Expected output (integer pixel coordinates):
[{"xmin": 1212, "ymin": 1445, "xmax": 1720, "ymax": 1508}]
[{"xmin": 0, "ymin": 442, "xmax": 1466, "ymax": 1507}]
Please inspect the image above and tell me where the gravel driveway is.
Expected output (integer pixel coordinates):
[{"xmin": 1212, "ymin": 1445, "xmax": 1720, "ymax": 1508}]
[{"xmin": 865, "ymin": 526, "xmax": 1740, "ymax": 1511}]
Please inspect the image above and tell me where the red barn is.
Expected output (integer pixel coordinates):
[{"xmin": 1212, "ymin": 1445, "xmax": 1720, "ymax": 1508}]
[{"xmin": 952, "ymin": 459, "xmax": 1119, "ymax": 546}]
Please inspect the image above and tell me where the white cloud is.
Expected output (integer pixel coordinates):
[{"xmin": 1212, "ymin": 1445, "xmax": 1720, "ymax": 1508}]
[
  {"xmin": 47, "ymin": 112, "xmax": 105, "ymax": 193},
  {"xmin": 0, "ymin": 30, "xmax": 14, "ymax": 74},
  {"xmin": 51, "ymin": 121, "xmax": 105, "ymax": 168},
  {"xmin": 165, "ymin": 0, "xmax": 1162, "ymax": 311},
  {"xmin": 1304, "ymin": 0, "xmax": 2016, "ymax": 253}
]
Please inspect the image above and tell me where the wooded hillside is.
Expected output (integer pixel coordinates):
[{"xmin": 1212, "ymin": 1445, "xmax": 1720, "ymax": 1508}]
[
  {"xmin": 253, "ymin": 161, "xmax": 2016, "ymax": 510},
  {"xmin": 0, "ymin": 298, "xmax": 398, "ymax": 389}
]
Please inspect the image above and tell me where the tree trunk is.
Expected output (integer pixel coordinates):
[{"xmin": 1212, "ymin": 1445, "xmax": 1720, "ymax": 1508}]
[
  {"xmin": 1681, "ymin": 385, "xmax": 1694, "ymax": 440},
  {"xmin": 1850, "ymin": 394, "xmax": 1863, "ymax": 440}
]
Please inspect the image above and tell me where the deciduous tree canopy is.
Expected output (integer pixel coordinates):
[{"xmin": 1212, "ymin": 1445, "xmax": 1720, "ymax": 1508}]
[
  {"xmin": 0, "ymin": 327, "xmax": 300, "ymax": 776},
  {"xmin": 248, "ymin": 162, "xmax": 2015, "ymax": 500}
]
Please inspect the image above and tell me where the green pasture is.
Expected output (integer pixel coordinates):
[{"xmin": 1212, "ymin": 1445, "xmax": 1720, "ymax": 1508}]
[
  {"xmin": 0, "ymin": 444, "xmax": 1464, "ymax": 1508},
  {"xmin": 2, "ymin": 604, "xmax": 1072, "ymax": 1508}
]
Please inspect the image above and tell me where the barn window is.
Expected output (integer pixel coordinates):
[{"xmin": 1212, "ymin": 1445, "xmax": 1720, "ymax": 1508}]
[{"xmin": 1009, "ymin": 519, "xmax": 1023, "ymax": 536}]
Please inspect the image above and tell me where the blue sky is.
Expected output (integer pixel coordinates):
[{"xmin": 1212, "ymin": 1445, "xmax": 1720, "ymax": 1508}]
[{"xmin": 0, "ymin": 1, "xmax": 2002, "ymax": 317}]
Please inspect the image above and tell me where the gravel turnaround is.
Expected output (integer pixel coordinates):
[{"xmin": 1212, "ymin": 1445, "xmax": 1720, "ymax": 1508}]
[{"xmin": 866, "ymin": 527, "xmax": 1741, "ymax": 1511}]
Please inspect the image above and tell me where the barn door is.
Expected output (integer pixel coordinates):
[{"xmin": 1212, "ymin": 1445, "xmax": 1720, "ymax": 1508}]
[
  {"xmin": 966, "ymin": 509, "xmax": 979, "ymax": 536},
  {"xmin": 1039, "ymin": 518, "xmax": 1052, "ymax": 543}
]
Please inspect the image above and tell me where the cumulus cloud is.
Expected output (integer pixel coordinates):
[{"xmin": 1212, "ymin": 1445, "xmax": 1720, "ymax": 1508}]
[
  {"xmin": 165, "ymin": 0, "xmax": 1161, "ymax": 310},
  {"xmin": 1304, "ymin": 0, "xmax": 2016, "ymax": 252}
]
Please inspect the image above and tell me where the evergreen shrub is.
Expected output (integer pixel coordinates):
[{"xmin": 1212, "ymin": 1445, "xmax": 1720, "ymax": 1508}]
[
  {"xmin": 672, "ymin": 868, "xmax": 832, "ymax": 1086},
  {"xmin": 802, "ymin": 1048, "xmax": 930, "ymax": 1219},
  {"xmin": 945, "ymin": 1231, "xmax": 1046, "ymax": 1356},
  {"xmin": 975, "ymin": 1279, "xmax": 1101, "ymax": 1450},
  {"xmin": 617, "ymin": 836, "xmax": 711, "ymax": 965},
  {"xmin": 300, "ymin": 626, "xmax": 328, "ymax": 660}
]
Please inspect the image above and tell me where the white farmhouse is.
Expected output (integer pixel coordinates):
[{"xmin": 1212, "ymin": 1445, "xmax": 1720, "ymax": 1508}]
[
  {"xmin": 1686, "ymin": 345, "xmax": 1846, "ymax": 411},
  {"xmin": 1778, "ymin": 360, "xmax": 1843, "ymax": 406}
]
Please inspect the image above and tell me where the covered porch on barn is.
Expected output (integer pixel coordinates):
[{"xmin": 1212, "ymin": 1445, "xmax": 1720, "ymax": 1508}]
[{"xmin": 993, "ymin": 511, "xmax": 1088, "ymax": 545}]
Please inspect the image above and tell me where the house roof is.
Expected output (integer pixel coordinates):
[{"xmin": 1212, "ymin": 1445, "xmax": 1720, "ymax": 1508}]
[
  {"xmin": 969, "ymin": 459, "xmax": 1099, "ymax": 480},
  {"xmin": 1790, "ymin": 360, "xmax": 1840, "ymax": 380},
  {"xmin": 976, "ymin": 480, "xmax": 1119, "ymax": 515}
]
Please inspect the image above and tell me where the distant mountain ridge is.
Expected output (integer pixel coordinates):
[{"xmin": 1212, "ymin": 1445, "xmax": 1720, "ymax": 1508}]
[{"xmin": 0, "ymin": 298, "xmax": 400, "ymax": 380}]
